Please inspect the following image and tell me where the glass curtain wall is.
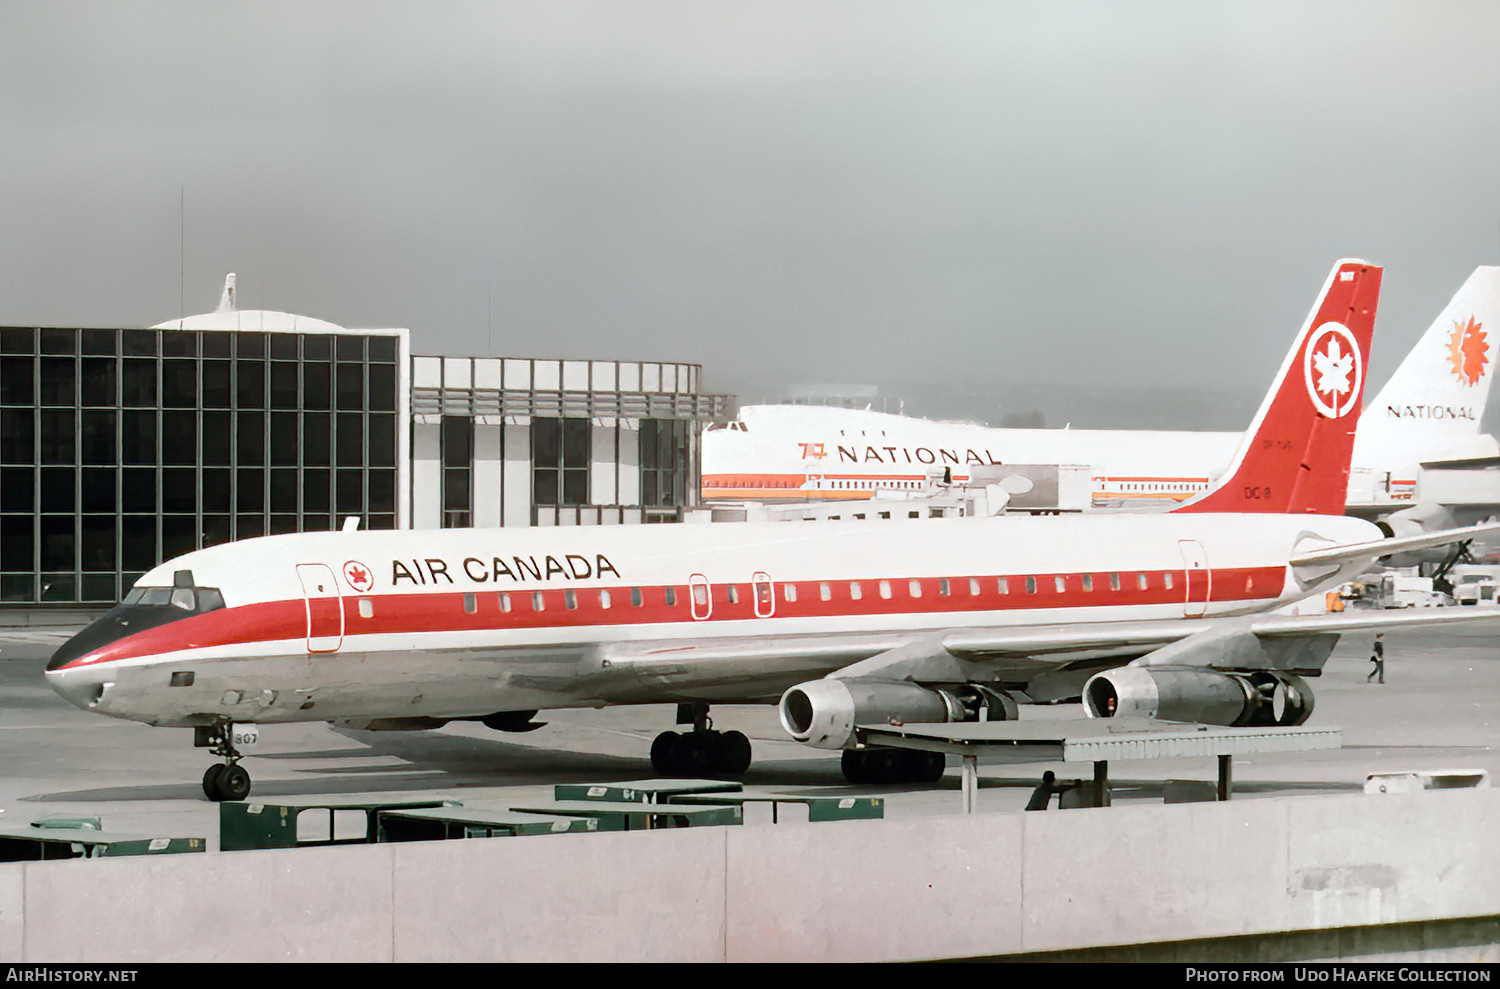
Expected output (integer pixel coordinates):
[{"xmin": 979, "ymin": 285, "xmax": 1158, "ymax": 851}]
[{"xmin": 0, "ymin": 327, "xmax": 400, "ymax": 604}]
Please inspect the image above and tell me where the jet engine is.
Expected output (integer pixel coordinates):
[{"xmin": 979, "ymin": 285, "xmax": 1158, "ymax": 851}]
[
  {"xmin": 1374, "ymin": 502, "xmax": 1456, "ymax": 541},
  {"xmin": 1081, "ymin": 667, "xmax": 1315, "ymax": 727},
  {"xmin": 1372, "ymin": 502, "xmax": 1468, "ymax": 568},
  {"xmin": 778, "ymin": 677, "xmax": 1014, "ymax": 749}
]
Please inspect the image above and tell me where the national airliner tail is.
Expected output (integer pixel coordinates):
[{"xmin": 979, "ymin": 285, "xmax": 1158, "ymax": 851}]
[
  {"xmin": 1174, "ymin": 259, "xmax": 1382, "ymax": 515},
  {"xmin": 1351, "ymin": 266, "xmax": 1500, "ymax": 468}
]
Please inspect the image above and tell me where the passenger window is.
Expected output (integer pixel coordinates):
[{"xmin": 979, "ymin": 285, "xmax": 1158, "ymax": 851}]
[
  {"xmin": 692, "ymin": 584, "xmax": 708, "ymax": 607},
  {"xmin": 1025, "ymin": 576, "xmax": 1037, "ymax": 594},
  {"xmin": 664, "ymin": 587, "xmax": 676, "ymax": 607},
  {"xmin": 783, "ymin": 584, "xmax": 798, "ymax": 603},
  {"xmin": 728, "ymin": 585, "xmax": 740, "ymax": 604},
  {"xmin": 1109, "ymin": 573, "xmax": 1121, "ymax": 591},
  {"xmin": 1164, "ymin": 573, "xmax": 1174, "ymax": 590},
  {"xmin": 1081, "ymin": 575, "xmax": 1093, "ymax": 592},
  {"xmin": 499, "ymin": 593, "xmax": 512, "ymax": 613},
  {"xmin": 1138, "ymin": 574, "xmax": 1148, "ymax": 591},
  {"xmin": 531, "ymin": 592, "xmax": 545, "ymax": 612},
  {"xmin": 564, "ymin": 590, "xmax": 577, "ymax": 610},
  {"xmin": 939, "ymin": 579, "xmax": 950, "ymax": 597},
  {"xmin": 969, "ymin": 578, "xmax": 980, "ymax": 596},
  {"xmin": 879, "ymin": 580, "xmax": 892, "ymax": 599},
  {"xmin": 358, "ymin": 598, "xmax": 374, "ymax": 619},
  {"xmin": 599, "ymin": 589, "xmax": 611, "ymax": 609},
  {"xmin": 908, "ymin": 580, "xmax": 923, "ymax": 598},
  {"xmin": 631, "ymin": 587, "xmax": 643, "ymax": 607},
  {"xmin": 464, "ymin": 593, "xmax": 477, "ymax": 614},
  {"xmin": 850, "ymin": 582, "xmax": 863, "ymax": 600},
  {"xmin": 819, "ymin": 583, "xmax": 831, "ymax": 602},
  {"xmin": 998, "ymin": 578, "xmax": 1009, "ymax": 595}
]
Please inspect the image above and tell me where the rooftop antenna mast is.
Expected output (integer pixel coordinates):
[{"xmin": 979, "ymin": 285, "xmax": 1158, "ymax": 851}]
[{"xmin": 179, "ymin": 186, "xmax": 184, "ymax": 316}]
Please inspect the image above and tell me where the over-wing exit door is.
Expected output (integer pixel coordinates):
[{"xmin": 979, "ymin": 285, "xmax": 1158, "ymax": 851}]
[
  {"xmin": 1178, "ymin": 540, "xmax": 1210, "ymax": 618},
  {"xmin": 295, "ymin": 563, "xmax": 344, "ymax": 653}
]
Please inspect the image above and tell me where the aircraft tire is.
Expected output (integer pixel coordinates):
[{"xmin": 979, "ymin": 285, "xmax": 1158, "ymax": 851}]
[
  {"xmin": 217, "ymin": 764, "xmax": 252, "ymax": 802},
  {"xmin": 867, "ymin": 749, "xmax": 903, "ymax": 784},
  {"xmin": 202, "ymin": 764, "xmax": 225, "ymax": 800},
  {"xmin": 840, "ymin": 749, "xmax": 868, "ymax": 784},
  {"xmin": 675, "ymin": 732, "xmax": 716, "ymax": 775},
  {"xmin": 719, "ymin": 731, "xmax": 752, "ymax": 775},
  {"xmin": 650, "ymin": 731, "xmax": 680, "ymax": 774},
  {"xmin": 918, "ymin": 751, "xmax": 946, "ymax": 783}
]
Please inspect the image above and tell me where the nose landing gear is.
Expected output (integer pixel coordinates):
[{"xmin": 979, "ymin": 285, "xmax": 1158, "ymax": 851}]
[{"xmin": 195, "ymin": 721, "xmax": 255, "ymax": 802}]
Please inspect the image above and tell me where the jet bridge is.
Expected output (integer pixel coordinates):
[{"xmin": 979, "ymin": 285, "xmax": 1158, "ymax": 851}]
[{"xmin": 854, "ymin": 719, "xmax": 1341, "ymax": 813}]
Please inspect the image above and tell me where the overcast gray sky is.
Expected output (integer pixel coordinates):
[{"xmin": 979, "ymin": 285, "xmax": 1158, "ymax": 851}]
[{"xmin": 3, "ymin": 2, "xmax": 1500, "ymax": 423}]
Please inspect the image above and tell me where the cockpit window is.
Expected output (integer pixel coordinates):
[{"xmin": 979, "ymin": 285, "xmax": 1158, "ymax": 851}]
[
  {"xmin": 124, "ymin": 585, "xmax": 226, "ymax": 613},
  {"xmin": 48, "ymin": 576, "xmax": 228, "ymax": 671}
]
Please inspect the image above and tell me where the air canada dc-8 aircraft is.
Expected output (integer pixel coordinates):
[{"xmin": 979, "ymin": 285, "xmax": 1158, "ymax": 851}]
[
  {"xmin": 702, "ymin": 266, "xmax": 1500, "ymax": 529},
  {"xmin": 46, "ymin": 260, "xmax": 1500, "ymax": 800}
]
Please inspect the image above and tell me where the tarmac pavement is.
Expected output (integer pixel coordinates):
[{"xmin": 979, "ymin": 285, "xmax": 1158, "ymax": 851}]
[{"xmin": 1, "ymin": 620, "xmax": 1496, "ymax": 849}]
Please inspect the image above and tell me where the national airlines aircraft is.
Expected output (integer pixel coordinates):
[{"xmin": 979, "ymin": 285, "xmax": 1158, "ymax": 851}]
[
  {"xmin": 46, "ymin": 260, "xmax": 1500, "ymax": 800},
  {"xmin": 702, "ymin": 266, "xmax": 1500, "ymax": 529}
]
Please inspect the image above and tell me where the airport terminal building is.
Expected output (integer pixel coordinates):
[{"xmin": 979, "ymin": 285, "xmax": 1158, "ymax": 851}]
[{"xmin": 0, "ymin": 295, "xmax": 732, "ymax": 606}]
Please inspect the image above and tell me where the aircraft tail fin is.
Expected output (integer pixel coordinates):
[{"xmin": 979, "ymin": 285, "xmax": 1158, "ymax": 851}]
[
  {"xmin": 216, "ymin": 273, "xmax": 237, "ymax": 314},
  {"xmin": 1174, "ymin": 259, "xmax": 1382, "ymax": 515},
  {"xmin": 1352, "ymin": 266, "xmax": 1500, "ymax": 466}
]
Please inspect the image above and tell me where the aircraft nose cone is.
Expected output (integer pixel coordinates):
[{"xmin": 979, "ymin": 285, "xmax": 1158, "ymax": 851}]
[{"xmin": 44, "ymin": 666, "xmax": 109, "ymax": 712}]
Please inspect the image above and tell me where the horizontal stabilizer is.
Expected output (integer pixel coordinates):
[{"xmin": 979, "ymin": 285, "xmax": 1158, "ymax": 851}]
[
  {"xmin": 1288, "ymin": 520, "xmax": 1500, "ymax": 569},
  {"xmin": 1418, "ymin": 455, "xmax": 1500, "ymax": 470},
  {"xmin": 1248, "ymin": 605, "xmax": 1500, "ymax": 638}
]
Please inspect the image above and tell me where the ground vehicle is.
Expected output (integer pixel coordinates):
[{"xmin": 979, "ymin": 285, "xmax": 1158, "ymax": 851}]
[
  {"xmin": 1453, "ymin": 573, "xmax": 1498, "ymax": 606},
  {"xmin": 1373, "ymin": 573, "xmax": 1450, "ymax": 609}
]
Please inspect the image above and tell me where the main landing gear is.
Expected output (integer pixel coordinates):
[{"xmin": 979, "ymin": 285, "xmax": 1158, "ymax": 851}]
[
  {"xmin": 841, "ymin": 748, "xmax": 946, "ymax": 785},
  {"xmin": 650, "ymin": 702, "xmax": 752, "ymax": 777},
  {"xmin": 195, "ymin": 721, "xmax": 253, "ymax": 802}
]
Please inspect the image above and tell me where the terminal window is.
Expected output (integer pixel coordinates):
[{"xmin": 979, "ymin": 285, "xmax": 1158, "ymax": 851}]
[
  {"xmin": 531, "ymin": 417, "xmax": 589, "ymax": 507},
  {"xmin": 640, "ymin": 418, "xmax": 688, "ymax": 508}
]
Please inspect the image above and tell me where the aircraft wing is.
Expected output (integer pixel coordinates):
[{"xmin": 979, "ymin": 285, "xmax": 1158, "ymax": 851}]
[{"xmin": 593, "ymin": 605, "xmax": 1500, "ymax": 705}]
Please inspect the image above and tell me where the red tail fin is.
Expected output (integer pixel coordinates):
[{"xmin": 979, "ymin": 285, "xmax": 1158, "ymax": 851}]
[{"xmin": 1174, "ymin": 259, "xmax": 1382, "ymax": 515}]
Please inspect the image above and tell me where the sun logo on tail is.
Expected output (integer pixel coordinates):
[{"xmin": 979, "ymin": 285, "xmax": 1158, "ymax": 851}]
[{"xmin": 1446, "ymin": 316, "xmax": 1489, "ymax": 387}]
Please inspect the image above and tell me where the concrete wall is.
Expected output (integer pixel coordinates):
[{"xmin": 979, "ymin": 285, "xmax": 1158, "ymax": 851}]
[
  {"xmin": 4, "ymin": 788, "xmax": 1499, "ymax": 963},
  {"xmin": 410, "ymin": 421, "xmax": 441, "ymax": 529}
]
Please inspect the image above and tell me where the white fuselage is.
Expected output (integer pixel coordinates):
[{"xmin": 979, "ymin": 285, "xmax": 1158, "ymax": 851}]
[
  {"xmin": 46, "ymin": 512, "xmax": 1380, "ymax": 729},
  {"xmin": 700, "ymin": 405, "xmax": 1491, "ymax": 510}
]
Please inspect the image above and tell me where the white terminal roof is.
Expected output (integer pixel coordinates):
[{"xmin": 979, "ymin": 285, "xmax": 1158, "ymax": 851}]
[
  {"xmin": 150, "ymin": 272, "xmax": 395, "ymax": 336},
  {"xmin": 152, "ymin": 309, "xmax": 350, "ymax": 334}
]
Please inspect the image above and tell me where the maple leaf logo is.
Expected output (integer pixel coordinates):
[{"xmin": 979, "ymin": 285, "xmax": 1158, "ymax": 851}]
[
  {"xmin": 1312, "ymin": 337, "xmax": 1353, "ymax": 401},
  {"xmin": 1446, "ymin": 316, "xmax": 1489, "ymax": 387},
  {"xmin": 343, "ymin": 560, "xmax": 373, "ymax": 592},
  {"xmin": 1302, "ymin": 323, "xmax": 1362, "ymax": 418}
]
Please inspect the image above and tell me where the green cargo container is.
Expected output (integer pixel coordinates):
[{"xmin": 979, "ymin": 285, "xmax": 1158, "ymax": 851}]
[
  {"xmin": 376, "ymin": 807, "xmax": 599, "ymax": 842},
  {"xmin": 553, "ymin": 779, "xmax": 742, "ymax": 804},
  {"xmin": 670, "ymin": 788, "xmax": 884, "ymax": 823},
  {"xmin": 220, "ymin": 796, "xmax": 460, "ymax": 851},
  {"xmin": 509, "ymin": 799, "xmax": 743, "ymax": 832},
  {"xmin": 0, "ymin": 829, "xmax": 205, "ymax": 862}
]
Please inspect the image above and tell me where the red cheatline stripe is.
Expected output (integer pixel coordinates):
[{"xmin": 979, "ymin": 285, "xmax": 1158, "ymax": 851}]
[{"xmin": 56, "ymin": 565, "xmax": 1286, "ymax": 670}]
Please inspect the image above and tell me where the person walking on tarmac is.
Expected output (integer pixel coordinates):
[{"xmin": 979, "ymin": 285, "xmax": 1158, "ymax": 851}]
[{"xmin": 1367, "ymin": 633, "xmax": 1386, "ymax": 684}]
